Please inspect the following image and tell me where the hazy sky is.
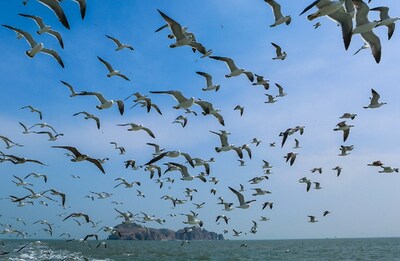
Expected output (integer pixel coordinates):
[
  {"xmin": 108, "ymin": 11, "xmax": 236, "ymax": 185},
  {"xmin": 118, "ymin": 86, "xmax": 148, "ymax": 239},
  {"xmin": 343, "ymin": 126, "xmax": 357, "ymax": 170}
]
[{"xmin": 1, "ymin": 0, "xmax": 400, "ymax": 241}]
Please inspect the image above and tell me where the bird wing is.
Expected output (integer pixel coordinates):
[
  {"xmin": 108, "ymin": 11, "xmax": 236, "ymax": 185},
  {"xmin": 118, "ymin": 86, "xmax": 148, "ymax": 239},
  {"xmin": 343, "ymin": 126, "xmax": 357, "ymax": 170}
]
[
  {"xmin": 97, "ymin": 56, "xmax": 114, "ymax": 72},
  {"xmin": 105, "ymin": 34, "xmax": 122, "ymax": 47},
  {"xmin": 299, "ymin": 0, "xmax": 321, "ymax": 16},
  {"xmin": 86, "ymin": 157, "xmax": 106, "ymax": 174},
  {"xmin": 209, "ymin": 56, "xmax": 238, "ymax": 72},
  {"xmin": 327, "ymin": 9, "xmax": 353, "ymax": 50},
  {"xmin": 265, "ymin": 0, "xmax": 283, "ymax": 21},
  {"xmin": 41, "ymin": 48, "xmax": 64, "ymax": 68},
  {"xmin": 157, "ymin": 9, "xmax": 186, "ymax": 40},
  {"xmin": 196, "ymin": 71, "xmax": 213, "ymax": 86},
  {"xmin": 47, "ymin": 29, "xmax": 64, "ymax": 49},
  {"xmin": 361, "ymin": 32, "xmax": 381, "ymax": 63},
  {"xmin": 2, "ymin": 25, "xmax": 37, "ymax": 47},
  {"xmin": 142, "ymin": 127, "xmax": 156, "ymax": 138},
  {"xmin": 18, "ymin": 13, "xmax": 46, "ymax": 28},
  {"xmin": 60, "ymin": 80, "xmax": 76, "ymax": 96},
  {"xmin": 51, "ymin": 145, "xmax": 82, "ymax": 157},
  {"xmin": 271, "ymin": 42, "xmax": 282, "ymax": 56},
  {"xmin": 37, "ymin": 0, "xmax": 70, "ymax": 29},
  {"xmin": 73, "ymin": 0, "xmax": 86, "ymax": 19},
  {"xmin": 229, "ymin": 186, "xmax": 245, "ymax": 205}
]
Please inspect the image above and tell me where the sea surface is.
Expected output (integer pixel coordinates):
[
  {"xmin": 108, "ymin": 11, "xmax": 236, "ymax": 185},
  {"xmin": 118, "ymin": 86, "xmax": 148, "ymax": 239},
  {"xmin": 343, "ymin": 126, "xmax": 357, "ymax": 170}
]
[{"xmin": 1, "ymin": 237, "xmax": 400, "ymax": 260}]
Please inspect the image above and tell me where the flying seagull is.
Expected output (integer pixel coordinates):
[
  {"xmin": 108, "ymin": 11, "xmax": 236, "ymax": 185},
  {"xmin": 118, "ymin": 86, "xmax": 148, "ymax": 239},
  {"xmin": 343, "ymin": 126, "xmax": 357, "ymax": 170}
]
[
  {"xmin": 228, "ymin": 186, "xmax": 256, "ymax": 209},
  {"xmin": 150, "ymin": 90, "xmax": 195, "ymax": 109},
  {"xmin": 73, "ymin": 111, "xmax": 101, "ymax": 129},
  {"xmin": 333, "ymin": 121, "xmax": 353, "ymax": 142},
  {"xmin": 37, "ymin": 0, "xmax": 70, "ymax": 29},
  {"xmin": 271, "ymin": 42, "xmax": 287, "ymax": 60},
  {"xmin": 370, "ymin": 6, "xmax": 399, "ymax": 40},
  {"xmin": 2, "ymin": 25, "xmax": 64, "ymax": 67},
  {"xmin": 157, "ymin": 9, "xmax": 194, "ymax": 48},
  {"xmin": 52, "ymin": 146, "xmax": 105, "ymax": 174},
  {"xmin": 209, "ymin": 56, "xmax": 254, "ymax": 82},
  {"xmin": 18, "ymin": 13, "xmax": 64, "ymax": 48},
  {"xmin": 264, "ymin": 0, "xmax": 291, "ymax": 27},
  {"xmin": 77, "ymin": 91, "xmax": 124, "ymax": 115},
  {"xmin": 97, "ymin": 56, "xmax": 130, "ymax": 81},
  {"xmin": 363, "ymin": 89, "xmax": 386, "ymax": 109},
  {"xmin": 105, "ymin": 34, "xmax": 134, "ymax": 51}
]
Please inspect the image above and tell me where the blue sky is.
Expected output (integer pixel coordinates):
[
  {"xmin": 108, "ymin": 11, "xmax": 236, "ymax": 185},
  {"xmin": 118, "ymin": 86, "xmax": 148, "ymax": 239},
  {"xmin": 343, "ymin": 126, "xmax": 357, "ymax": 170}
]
[{"xmin": 1, "ymin": 0, "xmax": 400, "ymax": 240}]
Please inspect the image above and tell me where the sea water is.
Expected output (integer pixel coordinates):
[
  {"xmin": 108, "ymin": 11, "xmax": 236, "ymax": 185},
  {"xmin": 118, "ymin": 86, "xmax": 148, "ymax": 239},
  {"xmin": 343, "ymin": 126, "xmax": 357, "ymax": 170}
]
[{"xmin": 1, "ymin": 237, "xmax": 400, "ymax": 260}]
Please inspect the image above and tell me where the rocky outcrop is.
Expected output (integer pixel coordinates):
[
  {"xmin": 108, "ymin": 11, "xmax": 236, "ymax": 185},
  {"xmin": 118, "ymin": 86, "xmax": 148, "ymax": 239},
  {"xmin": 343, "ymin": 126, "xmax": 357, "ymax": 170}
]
[{"xmin": 108, "ymin": 223, "xmax": 224, "ymax": 241}]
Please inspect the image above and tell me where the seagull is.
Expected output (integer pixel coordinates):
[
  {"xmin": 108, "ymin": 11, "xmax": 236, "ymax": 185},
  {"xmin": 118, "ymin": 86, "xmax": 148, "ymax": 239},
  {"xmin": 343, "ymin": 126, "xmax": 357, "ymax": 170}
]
[
  {"xmin": 333, "ymin": 121, "xmax": 353, "ymax": 142},
  {"xmin": 12, "ymin": 175, "xmax": 33, "ymax": 187},
  {"xmin": 300, "ymin": 0, "xmax": 353, "ymax": 50},
  {"xmin": 262, "ymin": 201, "xmax": 274, "ymax": 210},
  {"xmin": 60, "ymin": 80, "xmax": 78, "ymax": 97},
  {"xmin": 252, "ymin": 188, "xmax": 271, "ymax": 196},
  {"xmin": 63, "ymin": 212, "xmax": 90, "ymax": 223},
  {"xmin": 196, "ymin": 71, "xmax": 220, "ymax": 91},
  {"xmin": 157, "ymin": 9, "xmax": 194, "ymax": 48},
  {"xmin": 264, "ymin": 0, "xmax": 291, "ymax": 27},
  {"xmin": 51, "ymin": 146, "xmax": 105, "ymax": 174},
  {"xmin": 114, "ymin": 178, "xmax": 141, "ymax": 188},
  {"xmin": 252, "ymin": 74, "xmax": 270, "ymax": 90},
  {"xmin": 24, "ymin": 172, "xmax": 48, "ymax": 183},
  {"xmin": 145, "ymin": 150, "xmax": 193, "ymax": 167},
  {"xmin": 18, "ymin": 13, "xmax": 64, "ymax": 48},
  {"xmin": 97, "ymin": 56, "xmax": 130, "ymax": 81},
  {"xmin": 232, "ymin": 229, "xmax": 242, "ymax": 237},
  {"xmin": 49, "ymin": 189, "xmax": 66, "ymax": 207},
  {"xmin": 379, "ymin": 166, "xmax": 399, "ymax": 173},
  {"xmin": 339, "ymin": 145, "xmax": 351, "ymax": 156},
  {"xmin": 20, "ymin": 105, "xmax": 42, "ymax": 120},
  {"xmin": 77, "ymin": 91, "xmax": 124, "ymax": 115},
  {"xmin": 37, "ymin": 0, "xmax": 70, "ymax": 29},
  {"xmin": 368, "ymin": 160, "xmax": 384, "ymax": 167},
  {"xmin": 363, "ymin": 89, "xmax": 386, "ymax": 109},
  {"xmin": 229, "ymin": 186, "xmax": 256, "ymax": 209},
  {"xmin": 275, "ymin": 83, "xmax": 287, "ymax": 97},
  {"xmin": 260, "ymin": 216, "xmax": 270, "ymax": 221},
  {"xmin": 299, "ymin": 177, "xmax": 311, "ymax": 192},
  {"xmin": 339, "ymin": 112, "xmax": 357, "ymax": 120},
  {"xmin": 271, "ymin": 42, "xmax": 287, "ymax": 60},
  {"xmin": 33, "ymin": 131, "xmax": 64, "ymax": 141},
  {"xmin": 234, "ymin": 105, "xmax": 245, "ymax": 116},
  {"xmin": 352, "ymin": 0, "xmax": 381, "ymax": 63},
  {"xmin": 370, "ymin": 6, "xmax": 399, "ymax": 40},
  {"xmin": 265, "ymin": 94, "xmax": 277, "ymax": 103},
  {"xmin": 308, "ymin": 215, "xmax": 318, "ymax": 223},
  {"xmin": 313, "ymin": 182, "xmax": 322, "ymax": 190},
  {"xmin": 353, "ymin": 42, "xmax": 369, "ymax": 55},
  {"xmin": 209, "ymin": 56, "xmax": 254, "ymax": 82},
  {"xmin": 284, "ymin": 152, "xmax": 298, "ymax": 166},
  {"xmin": 3, "ymin": 25, "xmax": 64, "ymax": 67},
  {"xmin": 2, "ymin": 154, "xmax": 46, "ymax": 165},
  {"xmin": 216, "ymin": 215, "xmax": 230, "ymax": 224},
  {"xmin": 0, "ymin": 135, "xmax": 23, "ymax": 149},
  {"xmin": 194, "ymin": 99, "xmax": 225, "ymax": 126},
  {"xmin": 181, "ymin": 212, "xmax": 203, "ymax": 227},
  {"xmin": 73, "ymin": 111, "xmax": 101, "ymax": 129},
  {"xmin": 293, "ymin": 139, "xmax": 301, "ymax": 149},
  {"xmin": 61, "ymin": 0, "xmax": 86, "ymax": 20},
  {"xmin": 150, "ymin": 90, "xmax": 195, "ymax": 109},
  {"xmin": 173, "ymin": 115, "xmax": 188, "ymax": 128},
  {"xmin": 117, "ymin": 123, "xmax": 155, "ymax": 138},
  {"xmin": 29, "ymin": 122, "xmax": 59, "ymax": 134},
  {"xmin": 332, "ymin": 166, "xmax": 343, "ymax": 177},
  {"xmin": 323, "ymin": 210, "xmax": 331, "ymax": 216},
  {"xmin": 167, "ymin": 162, "xmax": 206, "ymax": 182},
  {"xmin": 210, "ymin": 130, "xmax": 243, "ymax": 159},
  {"xmin": 105, "ymin": 34, "xmax": 134, "ymax": 51},
  {"xmin": 313, "ymin": 22, "xmax": 322, "ymax": 28},
  {"xmin": 311, "ymin": 167, "xmax": 322, "ymax": 174}
]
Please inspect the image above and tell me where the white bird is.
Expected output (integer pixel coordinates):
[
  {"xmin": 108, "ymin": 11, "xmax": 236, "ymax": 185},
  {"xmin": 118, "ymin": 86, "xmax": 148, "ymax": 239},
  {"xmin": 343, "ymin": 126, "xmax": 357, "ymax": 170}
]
[
  {"xmin": 73, "ymin": 111, "xmax": 101, "ymax": 129},
  {"xmin": 379, "ymin": 166, "xmax": 399, "ymax": 173},
  {"xmin": 194, "ymin": 99, "xmax": 225, "ymax": 126},
  {"xmin": 252, "ymin": 188, "xmax": 272, "ymax": 196},
  {"xmin": 271, "ymin": 42, "xmax": 287, "ymax": 60},
  {"xmin": 97, "ymin": 56, "xmax": 130, "ymax": 81},
  {"xmin": 333, "ymin": 121, "xmax": 353, "ymax": 142},
  {"xmin": 210, "ymin": 130, "xmax": 243, "ymax": 159},
  {"xmin": 363, "ymin": 89, "xmax": 386, "ymax": 109},
  {"xmin": 370, "ymin": 6, "xmax": 399, "ymax": 40},
  {"xmin": 332, "ymin": 166, "xmax": 343, "ymax": 177},
  {"xmin": 196, "ymin": 71, "xmax": 220, "ymax": 91},
  {"xmin": 353, "ymin": 42, "xmax": 369, "ymax": 55},
  {"xmin": 284, "ymin": 152, "xmax": 298, "ymax": 166},
  {"xmin": 150, "ymin": 90, "xmax": 195, "ymax": 110},
  {"xmin": 300, "ymin": 0, "xmax": 346, "ymax": 21},
  {"xmin": 264, "ymin": 0, "xmax": 291, "ymax": 27},
  {"xmin": 339, "ymin": 112, "xmax": 357, "ymax": 120},
  {"xmin": 157, "ymin": 9, "xmax": 194, "ymax": 48},
  {"xmin": 234, "ymin": 105, "xmax": 245, "ymax": 116},
  {"xmin": 275, "ymin": 83, "xmax": 287, "ymax": 97},
  {"xmin": 209, "ymin": 56, "xmax": 254, "ymax": 82},
  {"xmin": 24, "ymin": 172, "xmax": 48, "ymax": 183},
  {"xmin": 265, "ymin": 94, "xmax": 277, "ymax": 103},
  {"xmin": 117, "ymin": 123, "xmax": 155, "ymax": 138},
  {"xmin": 352, "ymin": 0, "xmax": 381, "ymax": 63},
  {"xmin": 60, "ymin": 80, "xmax": 78, "ymax": 97},
  {"xmin": 33, "ymin": 131, "xmax": 64, "ymax": 141},
  {"xmin": 3, "ymin": 25, "xmax": 64, "ymax": 67},
  {"xmin": 105, "ymin": 34, "xmax": 134, "ymax": 51},
  {"xmin": 252, "ymin": 74, "xmax": 270, "ymax": 90},
  {"xmin": 18, "ymin": 13, "xmax": 64, "ymax": 48},
  {"xmin": 77, "ymin": 91, "xmax": 124, "ymax": 115},
  {"xmin": 229, "ymin": 186, "xmax": 256, "ymax": 209},
  {"xmin": 181, "ymin": 212, "xmax": 203, "ymax": 227}
]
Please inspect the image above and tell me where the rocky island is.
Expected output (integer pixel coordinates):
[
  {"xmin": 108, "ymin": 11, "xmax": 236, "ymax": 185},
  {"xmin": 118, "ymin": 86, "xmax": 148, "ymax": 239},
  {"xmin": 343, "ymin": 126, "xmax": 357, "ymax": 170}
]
[{"xmin": 107, "ymin": 223, "xmax": 224, "ymax": 241}]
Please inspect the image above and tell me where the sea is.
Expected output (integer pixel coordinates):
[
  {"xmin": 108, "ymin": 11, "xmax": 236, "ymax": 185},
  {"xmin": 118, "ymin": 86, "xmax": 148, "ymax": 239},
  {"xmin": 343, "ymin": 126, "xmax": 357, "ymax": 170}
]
[{"xmin": 1, "ymin": 237, "xmax": 400, "ymax": 261}]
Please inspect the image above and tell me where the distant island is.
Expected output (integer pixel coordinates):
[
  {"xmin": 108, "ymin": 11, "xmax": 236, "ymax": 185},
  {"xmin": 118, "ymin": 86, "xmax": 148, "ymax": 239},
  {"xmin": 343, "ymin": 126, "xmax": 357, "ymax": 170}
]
[{"xmin": 107, "ymin": 223, "xmax": 224, "ymax": 241}]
